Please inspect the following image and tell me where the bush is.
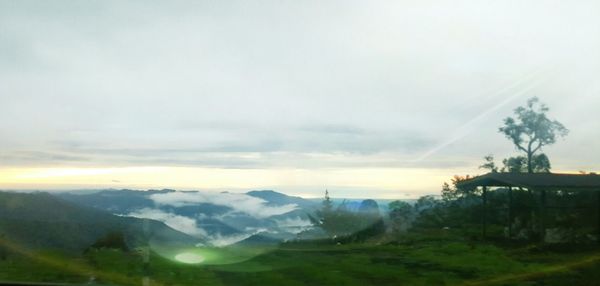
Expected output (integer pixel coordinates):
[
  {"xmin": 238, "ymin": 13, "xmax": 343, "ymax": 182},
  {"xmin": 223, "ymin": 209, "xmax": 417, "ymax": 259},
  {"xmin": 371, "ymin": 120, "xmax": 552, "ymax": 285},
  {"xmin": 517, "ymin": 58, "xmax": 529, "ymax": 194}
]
[{"xmin": 87, "ymin": 231, "xmax": 128, "ymax": 252}]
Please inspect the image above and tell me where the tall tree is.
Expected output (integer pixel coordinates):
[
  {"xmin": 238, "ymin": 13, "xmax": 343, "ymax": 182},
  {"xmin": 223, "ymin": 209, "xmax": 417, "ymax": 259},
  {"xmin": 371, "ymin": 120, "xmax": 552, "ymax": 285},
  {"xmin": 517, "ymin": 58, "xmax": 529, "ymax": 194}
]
[
  {"xmin": 499, "ymin": 97, "xmax": 568, "ymax": 173},
  {"xmin": 322, "ymin": 189, "xmax": 333, "ymax": 213}
]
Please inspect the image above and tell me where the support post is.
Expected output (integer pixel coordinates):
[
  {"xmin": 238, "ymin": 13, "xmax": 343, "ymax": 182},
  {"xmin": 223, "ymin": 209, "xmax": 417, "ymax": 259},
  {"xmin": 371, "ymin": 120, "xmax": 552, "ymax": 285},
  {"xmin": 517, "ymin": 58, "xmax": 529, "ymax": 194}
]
[
  {"xmin": 508, "ymin": 186, "xmax": 513, "ymax": 239},
  {"xmin": 597, "ymin": 191, "xmax": 600, "ymax": 244},
  {"xmin": 540, "ymin": 189, "xmax": 546, "ymax": 243},
  {"xmin": 528, "ymin": 188, "xmax": 534, "ymax": 240},
  {"xmin": 482, "ymin": 186, "xmax": 487, "ymax": 239}
]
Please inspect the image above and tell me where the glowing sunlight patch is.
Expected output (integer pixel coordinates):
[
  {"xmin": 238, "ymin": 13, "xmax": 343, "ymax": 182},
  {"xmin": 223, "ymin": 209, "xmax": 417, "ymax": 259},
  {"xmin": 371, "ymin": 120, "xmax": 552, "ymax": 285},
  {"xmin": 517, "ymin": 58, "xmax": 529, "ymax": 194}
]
[{"xmin": 174, "ymin": 252, "xmax": 205, "ymax": 264}]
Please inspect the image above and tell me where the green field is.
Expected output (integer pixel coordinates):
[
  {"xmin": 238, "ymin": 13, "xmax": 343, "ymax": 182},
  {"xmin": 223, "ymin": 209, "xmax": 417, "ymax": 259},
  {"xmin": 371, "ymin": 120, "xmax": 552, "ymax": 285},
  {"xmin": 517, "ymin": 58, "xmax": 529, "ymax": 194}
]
[{"xmin": 2, "ymin": 232, "xmax": 600, "ymax": 286}]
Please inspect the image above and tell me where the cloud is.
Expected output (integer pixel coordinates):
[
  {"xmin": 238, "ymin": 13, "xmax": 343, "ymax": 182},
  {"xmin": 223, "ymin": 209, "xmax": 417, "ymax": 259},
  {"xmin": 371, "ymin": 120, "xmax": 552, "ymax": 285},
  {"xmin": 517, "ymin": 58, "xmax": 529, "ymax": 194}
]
[
  {"xmin": 126, "ymin": 208, "xmax": 207, "ymax": 237},
  {"xmin": 150, "ymin": 191, "xmax": 298, "ymax": 219},
  {"xmin": 2, "ymin": 0, "xmax": 600, "ymax": 193},
  {"xmin": 125, "ymin": 207, "xmax": 272, "ymax": 247},
  {"xmin": 0, "ymin": 151, "xmax": 90, "ymax": 166},
  {"xmin": 206, "ymin": 232, "xmax": 265, "ymax": 248},
  {"xmin": 275, "ymin": 217, "xmax": 313, "ymax": 234}
]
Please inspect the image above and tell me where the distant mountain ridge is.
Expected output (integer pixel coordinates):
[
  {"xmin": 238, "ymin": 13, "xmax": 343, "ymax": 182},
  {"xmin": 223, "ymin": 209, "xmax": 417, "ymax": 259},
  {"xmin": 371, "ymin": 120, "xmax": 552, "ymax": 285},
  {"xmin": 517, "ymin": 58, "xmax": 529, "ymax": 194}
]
[
  {"xmin": 246, "ymin": 190, "xmax": 316, "ymax": 209},
  {"xmin": 58, "ymin": 189, "xmax": 171, "ymax": 214}
]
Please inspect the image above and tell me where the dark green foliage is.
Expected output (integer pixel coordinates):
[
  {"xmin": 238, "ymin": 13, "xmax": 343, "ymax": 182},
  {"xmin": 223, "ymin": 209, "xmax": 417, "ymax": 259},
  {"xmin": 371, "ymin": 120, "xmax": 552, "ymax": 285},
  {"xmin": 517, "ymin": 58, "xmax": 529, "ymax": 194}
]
[
  {"xmin": 388, "ymin": 200, "xmax": 414, "ymax": 233},
  {"xmin": 0, "ymin": 235, "xmax": 8, "ymax": 260},
  {"xmin": 311, "ymin": 207, "xmax": 385, "ymax": 241},
  {"xmin": 412, "ymin": 196, "xmax": 446, "ymax": 229},
  {"xmin": 413, "ymin": 177, "xmax": 483, "ymax": 231},
  {"xmin": 502, "ymin": 153, "xmax": 551, "ymax": 173},
  {"xmin": 502, "ymin": 156, "xmax": 528, "ymax": 173},
  {"xmin": 309, "ymin": 191, "xmax": 385, "ymax": 242},
  {"xmin": 88, "ymin": 231, "xmax": 128, "ymax": 252}
]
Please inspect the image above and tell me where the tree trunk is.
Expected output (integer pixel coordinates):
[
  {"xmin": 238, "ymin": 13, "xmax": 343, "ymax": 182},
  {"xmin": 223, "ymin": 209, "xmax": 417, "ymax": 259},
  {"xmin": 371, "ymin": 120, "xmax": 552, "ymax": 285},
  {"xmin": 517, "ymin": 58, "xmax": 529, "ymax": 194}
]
[{"xmin": 527, "ymin": 150, "xmax": 533, "ymax": 173}]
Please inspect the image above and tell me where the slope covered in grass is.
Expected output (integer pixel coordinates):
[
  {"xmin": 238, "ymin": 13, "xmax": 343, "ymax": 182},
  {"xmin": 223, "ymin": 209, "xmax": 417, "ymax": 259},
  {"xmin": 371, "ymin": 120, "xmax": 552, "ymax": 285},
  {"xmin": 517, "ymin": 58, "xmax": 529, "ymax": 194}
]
[{"xmin": 2, "ymin": 233, "xmax": 600, "ymax": 286}]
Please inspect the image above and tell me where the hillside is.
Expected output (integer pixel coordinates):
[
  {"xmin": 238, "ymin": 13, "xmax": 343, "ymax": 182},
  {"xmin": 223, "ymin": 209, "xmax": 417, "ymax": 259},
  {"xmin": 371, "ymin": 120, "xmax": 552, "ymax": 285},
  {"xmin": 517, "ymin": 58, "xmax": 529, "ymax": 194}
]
[
  {"xmin": 58, "ymin": 189, "xmax": 170, "ymax": 214},
  {"xmin": 0, "ymin": 192, "xmax": 199, "ymax": 252}
]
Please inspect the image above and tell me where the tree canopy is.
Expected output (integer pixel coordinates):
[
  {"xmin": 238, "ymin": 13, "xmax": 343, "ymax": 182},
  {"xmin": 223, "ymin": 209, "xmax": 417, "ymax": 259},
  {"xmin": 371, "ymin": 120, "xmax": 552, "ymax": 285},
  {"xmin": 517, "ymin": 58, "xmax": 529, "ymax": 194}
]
[{"xmin": 498, "ymin": 97, "xmax": 568, "ymax": 173}]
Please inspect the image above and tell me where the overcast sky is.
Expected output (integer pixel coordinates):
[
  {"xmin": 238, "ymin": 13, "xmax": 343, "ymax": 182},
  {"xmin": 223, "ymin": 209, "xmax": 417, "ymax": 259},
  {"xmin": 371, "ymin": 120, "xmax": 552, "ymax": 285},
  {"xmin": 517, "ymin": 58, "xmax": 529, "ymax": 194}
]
[{"xmin": 1, "ymin": 1, "xmax": 599, "ymax": 198}]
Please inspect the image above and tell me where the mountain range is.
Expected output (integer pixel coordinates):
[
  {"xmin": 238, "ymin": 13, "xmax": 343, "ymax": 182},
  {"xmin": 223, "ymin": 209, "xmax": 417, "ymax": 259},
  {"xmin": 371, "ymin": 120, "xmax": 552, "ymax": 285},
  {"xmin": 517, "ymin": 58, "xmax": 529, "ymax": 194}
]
[
  {"xmin": 57, "ymin": 189, "xmax": 320, "ymax": 246},
  {"xmin": 0, "ymin": 189, "xmax": 390, "ymax": 252}
]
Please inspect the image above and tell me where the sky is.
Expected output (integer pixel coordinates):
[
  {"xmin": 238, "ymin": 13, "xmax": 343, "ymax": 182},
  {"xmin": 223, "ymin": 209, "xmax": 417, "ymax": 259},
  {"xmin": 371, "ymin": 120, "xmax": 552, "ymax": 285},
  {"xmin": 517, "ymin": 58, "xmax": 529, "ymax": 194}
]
[{"xmin": 1, "ymin": 0, "xmax": 600, "ymax": 198}]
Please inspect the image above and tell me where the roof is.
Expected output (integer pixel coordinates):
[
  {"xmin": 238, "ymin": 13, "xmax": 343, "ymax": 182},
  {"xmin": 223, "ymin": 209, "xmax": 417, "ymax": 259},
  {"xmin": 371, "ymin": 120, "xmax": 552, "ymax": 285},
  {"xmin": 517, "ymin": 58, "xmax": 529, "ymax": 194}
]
[{"xmin": 456, "ymin": 172, "xmax": 600, "ymax": 190}]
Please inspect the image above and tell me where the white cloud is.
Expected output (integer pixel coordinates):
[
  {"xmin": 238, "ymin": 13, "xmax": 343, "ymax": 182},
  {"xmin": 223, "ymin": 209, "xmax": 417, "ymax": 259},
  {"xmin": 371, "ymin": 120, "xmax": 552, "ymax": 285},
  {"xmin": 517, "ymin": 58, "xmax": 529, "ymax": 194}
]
[
  {"xmin": 126, "ymin": 207, "xmax": 267, "ymax": 247},
  {"xmin": 207, "ymin": 233, "xmax": 255, "ymax": 248},
  {"xmin": 275, "ymin": 217, "xmax": 314, "ymax": 234},
  {"xmin": 125, "ymin": 192, "xmax": 315, "ymax": 246},
  {"xmin": 126, "ymin": 208, "xmax": 207, "ymax": 237},
  {"xmin": 150, "ymin": 191, "xmax": 297, "ymax": 219}
]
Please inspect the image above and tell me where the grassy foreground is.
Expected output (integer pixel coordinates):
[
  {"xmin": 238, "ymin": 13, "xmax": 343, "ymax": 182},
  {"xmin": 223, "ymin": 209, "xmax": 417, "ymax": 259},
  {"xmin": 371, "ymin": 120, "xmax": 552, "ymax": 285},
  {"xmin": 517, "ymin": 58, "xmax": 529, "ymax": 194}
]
[{"xmin": 1, "ymin": 234, "xmax": 600, "ymax": 285}]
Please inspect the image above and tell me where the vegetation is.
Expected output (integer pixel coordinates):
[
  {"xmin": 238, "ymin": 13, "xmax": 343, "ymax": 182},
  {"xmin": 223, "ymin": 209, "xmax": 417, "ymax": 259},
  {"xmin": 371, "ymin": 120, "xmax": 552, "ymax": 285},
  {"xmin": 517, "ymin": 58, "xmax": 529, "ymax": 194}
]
[
  {"xmin": 0, "ymin": 191, "xmax": 197, "ymax": 252},
  {"xmin": 388, "ymin": 200, "xmax": 413, "ymax": 233},
  {"xmin": 87, "ymin": 232, "xmax": 129, "ymax": 252},
  {"xmin": 308, "ymin": 191, "xmax": 385, "ymax": 242},
  {"xmin": 384, "ymin": 98, "xmax": 595, "ymax": 244},
  {"xmin": 2, "ymin": 230, "xmax": 600, "ymax": 286},
  {"xmin": 498, "ymin": 97, "xmax": 568, "ymax": 173},
  {"xmin": 428, "ymin": 97, "xmax": 600, "ymax": 242}
]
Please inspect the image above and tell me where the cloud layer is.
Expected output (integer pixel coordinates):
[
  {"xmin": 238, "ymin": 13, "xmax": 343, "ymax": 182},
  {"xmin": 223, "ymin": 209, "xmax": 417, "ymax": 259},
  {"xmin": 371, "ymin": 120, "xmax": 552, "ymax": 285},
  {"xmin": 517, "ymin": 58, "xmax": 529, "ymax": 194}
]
[
  {"xmin": 127, "ymin": 208, "xmax": 208, "ymax": 237},
  {"xmin": 150, "ymin": 191, "xmax": 298, "ymax": 219},
  {"xmin": 1, "ymin": 1, "xmax": 600, "ymax": 193}
]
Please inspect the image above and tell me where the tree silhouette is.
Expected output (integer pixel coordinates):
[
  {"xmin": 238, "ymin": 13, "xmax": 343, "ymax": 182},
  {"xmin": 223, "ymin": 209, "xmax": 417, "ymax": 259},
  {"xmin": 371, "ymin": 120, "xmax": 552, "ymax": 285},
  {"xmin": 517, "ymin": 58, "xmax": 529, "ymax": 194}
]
[
  {"xmin": 499, "ymin": 97, "xmax": 568, "ymax": 173},
  {"xmin": 479, "ymin": 154, "xmax": 498, "ymax": 173},
  {"xmin": 309, "ymin": 190, "xmax": 384, "ymax": 241},
  {"xmin": 322, "ymin": 189, "xmax": 333, "ymax": 214},
  {"xmin": 501, "ymin": 154, "xmax": 551, "ymax": 173}
]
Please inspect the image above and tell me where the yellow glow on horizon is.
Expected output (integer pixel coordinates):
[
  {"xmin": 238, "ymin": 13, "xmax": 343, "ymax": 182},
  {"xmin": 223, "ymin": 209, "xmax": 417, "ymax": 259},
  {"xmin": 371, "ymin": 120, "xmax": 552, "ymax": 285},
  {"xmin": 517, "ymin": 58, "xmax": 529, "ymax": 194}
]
[{"xmin": 0, "ymin": 166, "xmax": 473, "ymax": 198}]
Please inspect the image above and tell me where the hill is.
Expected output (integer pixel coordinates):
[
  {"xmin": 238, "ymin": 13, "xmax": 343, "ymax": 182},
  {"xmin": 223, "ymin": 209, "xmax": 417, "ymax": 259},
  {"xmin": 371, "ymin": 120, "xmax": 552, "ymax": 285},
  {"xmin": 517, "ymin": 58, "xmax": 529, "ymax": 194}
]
[
  {"xmin": 58, "ymin": 189, "xmax": 170, "ymax": 214},
  {"xmin": 0, "ymin": 191, "xmax": 199, "ymax": 252}
]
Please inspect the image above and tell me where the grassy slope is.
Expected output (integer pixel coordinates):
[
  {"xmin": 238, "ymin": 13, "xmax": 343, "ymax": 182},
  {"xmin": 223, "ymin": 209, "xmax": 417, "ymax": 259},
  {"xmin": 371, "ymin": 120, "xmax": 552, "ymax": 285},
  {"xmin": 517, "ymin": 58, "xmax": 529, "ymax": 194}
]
[{"xmin": 2, "ymin": 232, "xmax": 600, "ymax": 286}]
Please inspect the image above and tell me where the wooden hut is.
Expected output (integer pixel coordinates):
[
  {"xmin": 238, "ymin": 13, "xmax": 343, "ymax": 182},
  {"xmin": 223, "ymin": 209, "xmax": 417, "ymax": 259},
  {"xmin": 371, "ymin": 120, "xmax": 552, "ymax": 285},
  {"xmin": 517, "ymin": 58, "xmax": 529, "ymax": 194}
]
[{"xmin": 456, "ymin": 173, "xmax": 600, "ymax": 242}]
